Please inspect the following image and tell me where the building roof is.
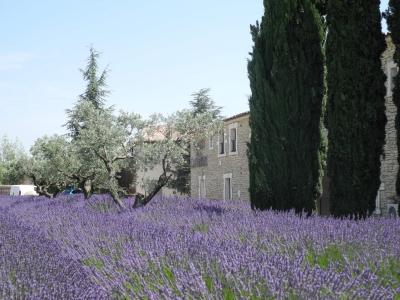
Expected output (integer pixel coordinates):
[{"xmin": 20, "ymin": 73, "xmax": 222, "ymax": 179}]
[
  {"xmin": 224, "ymin": 111, "xmax": 250, "ymax": 122},
  {"xmin": 142, "ymin": 125, "xmax": 181, "ymax": 142}
]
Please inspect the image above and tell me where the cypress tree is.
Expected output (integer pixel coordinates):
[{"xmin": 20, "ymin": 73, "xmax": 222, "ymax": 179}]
[
  {"xmin": 326, "ymin": 1, "xmax": 386, "ymax": 217},
  {"xmin": 248, "ymin": 0, "xmax": 325, "ymax": 214},
  {"xmin": 386, "ymin": 0, "xmax": 400, "ymax": 197}
]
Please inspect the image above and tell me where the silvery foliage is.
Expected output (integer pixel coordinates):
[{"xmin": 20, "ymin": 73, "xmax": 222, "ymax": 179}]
[
  {"xmin": 26, "ymin": 135, "xmax": 75, "ymax": 196},
  {"xmin": 72, "ymin": 101, "xmax": 148, "ymax": 201},
  {"xmin": 26, "ymin": 134, "xmax": 107, "ymax": 197},
  {"xmin": 73, "ymin": 101, "xmax": 222, "ymax": 201},
  {"xmin": 0, "ymin": 136, "xmax": 28, "ymax": 184},
  {"xmin": 27, "ymin": 100, "xmax": 221, "ymax": 202},
  {"xmin": 141, "ymin": 109, "xmax": 222, "ymax": 171}
]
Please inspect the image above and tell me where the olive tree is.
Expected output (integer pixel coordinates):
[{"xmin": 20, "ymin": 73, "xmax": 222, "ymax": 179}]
[
  {"xmin": 0, "ymin": 136, "xmax": 28, "ymax": 185},
  {"xmin": 25, "ymin": 135, "xmax": 106, "ymax": 198},
  {"xmin": 72, "ymin": 101, "xmax": 221, "ymax": 209},
  {"xmin": 26, "ymin": 135, "xmax": 73, "ymax": 198},
  {"xmin": 72, "ymin": 101, "xmax": 149, "ymax": 208}
]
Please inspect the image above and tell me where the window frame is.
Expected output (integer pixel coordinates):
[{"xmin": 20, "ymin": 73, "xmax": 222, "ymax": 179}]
[
  {"xmin": 198, "ymin": 175, "xmax": 206, "ymax": 199},
  {"xmin": 208, "ymin": 135, "xmax": 214, "ymax": 150},
  {"xmin": 223, "ymin": 173, "xmax": 233, "ymax": 200},
  {"xmin": 218, "ymin": 130, "xmax": 226, "ymax": 157},
  {"xmin": 228, "ymin": 123, "xmax": 238, "ymax": 155}
]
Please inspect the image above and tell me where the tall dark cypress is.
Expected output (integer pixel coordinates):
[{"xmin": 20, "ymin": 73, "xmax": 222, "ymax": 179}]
[
  {"xmin": 248, "ymin": 0, "xmax": 325, "ymax": 214},
  {"xmin": 387, "ymin": 0, "xmax": 400, "ymax": 196},
  {"xmin": 326, "ymin": 1, "xmax": 386, "ymax": 218}
]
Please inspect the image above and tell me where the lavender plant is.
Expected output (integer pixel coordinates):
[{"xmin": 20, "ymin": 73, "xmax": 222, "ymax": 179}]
[{"xmin": 0, "ymin": 194, "xmax": 399, "ymax": 299}]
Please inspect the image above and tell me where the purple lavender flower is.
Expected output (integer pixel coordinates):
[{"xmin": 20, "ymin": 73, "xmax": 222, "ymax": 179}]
[{"xmin": 0, "ymin": 194, "xmax": 398, "ymax": 299}]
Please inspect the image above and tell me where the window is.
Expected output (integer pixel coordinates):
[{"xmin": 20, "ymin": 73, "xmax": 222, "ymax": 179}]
[
  {"xmin": 229, "ymin": 124, "xmax": 238, "ymax": 154},
  {"xmin": 229, "ymin": 128, "xmax": 237, "ymax": 153},
  {"xmin": 198, "ymin": 175, "xmax": 206, "ymax": 198},
  {"xmin": 230, "ymin": 128, "xmax": 237, "ymax": 152},
  {"xmin": 208, "ymin": 136, "xmax": 213, "ymax": 150},
  {"xmin": 218, "ymin": 131, "xmax": 225, "ymax": 156},
  {"xmin": 223, "ymin": 173, "xmax": 232, "ymax": 200}
]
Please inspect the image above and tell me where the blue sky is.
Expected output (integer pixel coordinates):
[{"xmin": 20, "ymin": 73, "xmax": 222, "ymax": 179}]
[{"xmin": 0, "ymin": 1, "xmax": 390, "ymax": 149}]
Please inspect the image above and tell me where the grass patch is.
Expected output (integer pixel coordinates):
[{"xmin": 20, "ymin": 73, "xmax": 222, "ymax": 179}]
[
  {"xmin": 374, "ymin": 257, "xmax": 400, "ymax": 289},
  {"xmin": 8, "ymin": 269, "xmax": 28, "ymax": 296},
  {"xmin": 118, "ymin": 261, "xmax": 183, "ymax": 298},
  {"xmin": 192, "ymin": 223, "xmax": 210, "ymax": 233},
  {"xmin": 162, "ymin": 265, "xmax": 176, "ymax": 283},
  {"xmin": 203, "ymin": 274, "xmax": 214, "ymax": 293},
  {"xmin": 8, "ymin": 270, "xmax": 17, "ymax": 286},
  {"xmin": 222, "ymin": 287, "xmax": 235, "ymax": 300},
  {"xmin": 306, "ymin": 244, "xmax": 345, "ymax": 271},
  {"xmin": 82, "ymin": 257, "xmax": 105, "ymax": 270}
]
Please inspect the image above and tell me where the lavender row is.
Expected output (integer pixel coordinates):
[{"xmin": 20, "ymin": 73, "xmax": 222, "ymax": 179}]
[{"xmin": 0, "ymin": 210, "xmax": 107, "ymax": 299}]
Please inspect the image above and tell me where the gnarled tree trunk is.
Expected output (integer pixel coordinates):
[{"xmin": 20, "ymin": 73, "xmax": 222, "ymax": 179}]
[
  {"xmin": 78, "ymin": 179, "xmax": 93, "ymax": 199},
  {"xmin": 35, "ymin": 186, "xmax": 54, "ymax": 198},
  {"xmin": 133, "ymin": 156, "xmax": 172, "ymax": 208},
  {"xmin": 107, "ymin": 171, "xmax": 125, "ymax": 210}
]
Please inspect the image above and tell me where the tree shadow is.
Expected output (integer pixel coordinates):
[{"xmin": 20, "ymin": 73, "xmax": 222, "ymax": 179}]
[{"xmin": 194, "ymin": 203, "xmax": 226, "ymax": 216}]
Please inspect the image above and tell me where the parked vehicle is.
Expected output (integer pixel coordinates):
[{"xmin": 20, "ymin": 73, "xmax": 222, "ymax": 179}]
[
  {"xmin": 9, "ymin": 185, "xmax": 38, "ymax": 196},
  {"xmin": 60, "ymin": 188, "xmax": 83, "ymax": 196}
]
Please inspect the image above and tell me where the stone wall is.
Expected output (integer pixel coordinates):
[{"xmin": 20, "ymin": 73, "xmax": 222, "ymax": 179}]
[
  {"xmin": 191, "ymin": 113, "xmax": 250, "ymax": 201},
  {"xmin": 136, "ymin": 163, "xmax": 180, "ymax": 197},
  {"xmin": 379, "ymin": 35, "xmax": 399, "ymax": 214}
]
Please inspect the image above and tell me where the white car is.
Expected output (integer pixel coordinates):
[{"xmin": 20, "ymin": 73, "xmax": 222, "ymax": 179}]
[{"xmin": 10, "ymin": 185, "xmax": 38, "ymax": 196}]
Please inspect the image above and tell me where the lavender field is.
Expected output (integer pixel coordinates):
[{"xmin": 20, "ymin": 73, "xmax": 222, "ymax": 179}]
[{"xmin": 0, "ymin": 195, "xmax": 399, "ymax": 299}]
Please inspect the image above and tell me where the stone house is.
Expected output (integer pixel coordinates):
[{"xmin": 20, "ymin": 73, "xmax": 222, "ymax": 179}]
[
  {"xmin": 191, "ymin": 35, "xmax": 399, "ymax": 216},
  {"xmin": 190, "ymin": 112, "xmax": 250, "ymax": 201}
]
